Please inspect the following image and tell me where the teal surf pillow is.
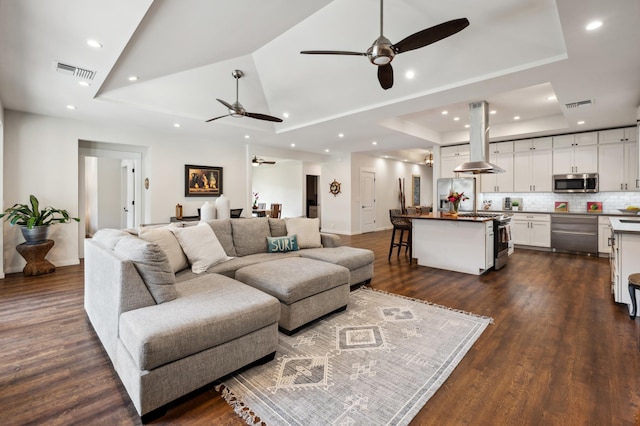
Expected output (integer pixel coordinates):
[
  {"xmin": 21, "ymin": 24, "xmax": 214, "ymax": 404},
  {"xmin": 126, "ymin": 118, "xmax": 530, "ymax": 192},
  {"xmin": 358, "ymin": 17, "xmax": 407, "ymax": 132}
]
[{"xmin": 267, "ymin": 235, "xmax": 299, "ymax": 253}]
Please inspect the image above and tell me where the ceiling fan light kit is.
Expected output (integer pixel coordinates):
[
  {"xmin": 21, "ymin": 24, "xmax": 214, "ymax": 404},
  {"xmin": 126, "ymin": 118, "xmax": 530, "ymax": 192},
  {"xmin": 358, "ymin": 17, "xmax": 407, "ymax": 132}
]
[{"xmin": 300, "ymin": 0, "xmax": 469, "ymax": 89}]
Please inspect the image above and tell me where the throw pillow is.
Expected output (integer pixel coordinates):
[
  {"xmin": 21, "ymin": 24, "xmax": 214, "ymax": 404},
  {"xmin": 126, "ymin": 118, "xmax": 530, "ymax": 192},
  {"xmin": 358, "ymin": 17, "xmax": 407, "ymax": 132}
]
[
  {"xmin": 230, "ymin": 217, "xmax": 271, "ymax": 256},
  {"xmin": 170, "ymin": 222, "xmax": 232, "ymax": 274},
  {"xmin": 285, "ymin": 217, "xmax": 322, "ymax": 249},
  {"xmin": 267, "ymin": 235, "xmax": 299, "ymax": 253},
  {"xmin": 114, "ymin": 236, "xmax": 177, "ymax": 304},
  {"xmin": 268, "ymin": 218, "xmax": 288, "ymax": 237},
  {"xmin": 92, "ymin": 229, "xmax": 131, "ymax": 250},
  {"xmin": 138, "ymin": 226, "xmax": 189, "ymax": 273}
]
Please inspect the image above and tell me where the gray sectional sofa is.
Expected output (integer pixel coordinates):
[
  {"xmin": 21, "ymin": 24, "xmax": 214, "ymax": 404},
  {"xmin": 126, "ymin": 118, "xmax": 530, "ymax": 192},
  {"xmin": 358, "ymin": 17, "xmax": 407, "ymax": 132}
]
[{"xmin": 84, "ymin": 217, "xmax": 374, "ymax": 419}]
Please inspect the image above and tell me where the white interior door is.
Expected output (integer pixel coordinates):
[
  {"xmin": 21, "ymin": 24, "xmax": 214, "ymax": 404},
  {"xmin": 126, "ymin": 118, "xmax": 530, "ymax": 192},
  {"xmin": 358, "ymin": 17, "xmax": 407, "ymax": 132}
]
[{"xmin": 360, "ymin": 170, "xmax": 375, "ymax": 233}]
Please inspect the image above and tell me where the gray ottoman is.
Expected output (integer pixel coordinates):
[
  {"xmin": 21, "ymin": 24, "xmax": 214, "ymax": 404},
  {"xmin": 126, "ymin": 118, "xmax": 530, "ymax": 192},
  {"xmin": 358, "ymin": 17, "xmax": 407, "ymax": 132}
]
[
  {"xmin": 300, "ymin": 246, "xmax": 374, "ymax": 286},
  {"xmin": 236, "ymin": 257, "xmax": 350, "ymax": 334}
]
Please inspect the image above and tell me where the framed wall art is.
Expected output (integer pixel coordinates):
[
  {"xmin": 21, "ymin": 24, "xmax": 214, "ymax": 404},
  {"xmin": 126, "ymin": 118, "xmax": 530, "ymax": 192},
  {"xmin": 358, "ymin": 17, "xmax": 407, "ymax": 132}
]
[{"xmin": 185, "ymin": 165, "xmax": 223, "ymax": 197}]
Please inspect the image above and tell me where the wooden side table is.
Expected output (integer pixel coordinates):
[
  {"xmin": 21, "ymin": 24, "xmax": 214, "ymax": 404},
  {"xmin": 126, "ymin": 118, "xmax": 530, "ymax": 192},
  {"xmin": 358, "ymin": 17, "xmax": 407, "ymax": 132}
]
[{"xmin": 16, "ymin": 240, "xmax": 56, "ymax": 276}]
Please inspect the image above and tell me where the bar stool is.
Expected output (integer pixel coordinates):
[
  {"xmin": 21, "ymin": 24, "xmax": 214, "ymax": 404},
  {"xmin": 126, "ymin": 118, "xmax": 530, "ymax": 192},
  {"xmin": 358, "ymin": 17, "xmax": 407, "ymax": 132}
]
[
  {"xmin": 628, "ymin": 273, "xmax": 640, "ymax": 319},
  {"xmin": 388, "ymin": 209, "xmax": 412, "ymax": 262}
]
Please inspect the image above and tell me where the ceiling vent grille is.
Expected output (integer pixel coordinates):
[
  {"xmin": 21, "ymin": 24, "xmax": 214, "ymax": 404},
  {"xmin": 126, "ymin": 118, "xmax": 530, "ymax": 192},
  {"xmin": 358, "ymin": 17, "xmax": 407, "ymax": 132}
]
[
  {"xmin": 54, "ymin": 61, "xmax": 96, "ymax": 80},
  {"xmin": 565, "ymin": 99, "xmax": 594, "ymax": 109}
]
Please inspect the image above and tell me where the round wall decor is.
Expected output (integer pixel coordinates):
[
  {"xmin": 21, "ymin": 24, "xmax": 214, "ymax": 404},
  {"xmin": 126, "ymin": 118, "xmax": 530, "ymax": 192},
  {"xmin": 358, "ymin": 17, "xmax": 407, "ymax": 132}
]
[{"xmin": 329, "ymin": 179, "xmax": 342, "ymax": 196}]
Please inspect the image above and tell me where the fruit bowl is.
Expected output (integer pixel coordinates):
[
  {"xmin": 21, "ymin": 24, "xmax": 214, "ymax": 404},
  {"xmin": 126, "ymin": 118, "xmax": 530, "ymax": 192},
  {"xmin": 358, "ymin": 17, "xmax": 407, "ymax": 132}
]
[{"xmin": 618, "ymin": 208, "xmax": 640, "ymax": 214}]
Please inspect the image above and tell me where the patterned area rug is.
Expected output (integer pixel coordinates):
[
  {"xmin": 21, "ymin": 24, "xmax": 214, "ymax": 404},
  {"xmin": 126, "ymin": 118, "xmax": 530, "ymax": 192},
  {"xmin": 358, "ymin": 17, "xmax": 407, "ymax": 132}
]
[{"xmin": 217, "ymin": 287, "xmax": 492, "ymax": 426}]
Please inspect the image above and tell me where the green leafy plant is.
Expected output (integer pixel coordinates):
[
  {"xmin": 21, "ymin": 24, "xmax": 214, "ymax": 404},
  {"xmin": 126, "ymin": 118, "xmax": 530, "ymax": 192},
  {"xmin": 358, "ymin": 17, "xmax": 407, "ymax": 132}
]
[
  {"xmin": 0, "ymin": 195, "xmax": 79, "ymax": 229},
  {"xmin": 511, "ymin": 200, "xmax": 519, "ymax": 207}
]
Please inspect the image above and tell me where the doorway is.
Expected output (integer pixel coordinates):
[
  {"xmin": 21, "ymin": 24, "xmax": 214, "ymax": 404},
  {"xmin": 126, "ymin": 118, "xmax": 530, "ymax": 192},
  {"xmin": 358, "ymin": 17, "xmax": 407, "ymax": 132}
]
[
  {"xmin": 360, "ymin": 170, "xmax": 375, "ymax": 233},
  {"xmin": 306, "ymin": 175, "xmax": 319, "ymax": 218}
]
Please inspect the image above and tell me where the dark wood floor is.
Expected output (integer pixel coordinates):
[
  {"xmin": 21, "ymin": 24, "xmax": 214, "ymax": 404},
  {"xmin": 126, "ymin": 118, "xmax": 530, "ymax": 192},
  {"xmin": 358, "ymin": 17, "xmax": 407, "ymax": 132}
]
[{"xmin": 1, "ymin": 230, "xmax": 639, "ymax": 425}]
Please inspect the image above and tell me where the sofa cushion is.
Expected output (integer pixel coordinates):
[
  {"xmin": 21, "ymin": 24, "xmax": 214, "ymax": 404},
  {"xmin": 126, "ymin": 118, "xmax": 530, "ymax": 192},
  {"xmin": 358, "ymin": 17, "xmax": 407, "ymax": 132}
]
[
  {"xmin": 203, "ymin": 219, "xmax": 237, "ymax": 257},
  {"xmin": 285, "ymin": 217, "xmax": 322, "ymax": 249},
  {"xmin": 174, "ymin": 251, "xmax": 302, "ymax": 281},
  {"xmin": 114, "ymin": 236, "xmax": 177, "ymax": 304},
  {"xmin": 138, "ymin": 226, "xmax": 189, "ymax": 273},
  {"xmin": 118, "ymin": 273, "xmax": 281, "ymax": 371},
  {"xmin": 267, "ymin": 235, "xmax": 299, "ymax": 253},
  {"xmin": 171, "ymin": 223, "xmax": 232, "ymax": 274},
  {"xmin": 300, "ymin": 246, "xmax": 375, "ymax": 271},
  {"xmin": 92, "ymin": 229, "xmax": 131, "ymax": 250},
  {"xmin": 231, "ymin": 217, "xmax": 270, "ymax": 256},
  {"xmin": 268, "ymin": 218, "xmax": 287, "ymax": 237}
]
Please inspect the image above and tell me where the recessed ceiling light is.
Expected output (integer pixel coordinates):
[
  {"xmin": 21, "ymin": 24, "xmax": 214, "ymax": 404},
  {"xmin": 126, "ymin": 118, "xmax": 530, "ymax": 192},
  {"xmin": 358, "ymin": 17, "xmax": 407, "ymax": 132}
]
[
  {"xmin": 547, "ymin": 95, "xmax": 557, "ymax": 101},
  {"xmin": 66, "ymin": 105, "xmax": 77, "ymax": 110},
  {"xmin": 86, "ymin": 39, "xmax": 103, "ymax": 48},
  {"xmin": 244, "ymin": 134, "xmax": 250, "ymax": 139},
  {"xmin": 78, "ymin": 81, "xmax": 90, "ymax": 87},
  {"xmin": 283, "ymin": 112, "xmax": 289, "ymax": 118},
  {"xmin": 173, "ymin": 123, "xmax": 181, "ymax": 128},
  {"xmin": 513, "ymin": 116, "xmax": 520, "ymax": 120},
  {"xmin": 405, "ymin": 70, "xmax": 415, "ymax": 79},
  {"xmin": 464, "ymin": 124, "xmax": 470, "ymax": 128},
  {"xmin": 586, "ymin": 20, "xmax": 603, "ymax": 31},
  {"xmin": 384, "ymin": 155, "xmax": 389, "ymax": 158},
  {"xmin": 338, "ymin": 133, "xmax": 344, "ymax": 138},
  {"xmin": 325, "ymin": 149, "xmax": 330, "ymax": 153},
  {"xmin": 577, "ymin": 120, "xmax": 585, "ymax": 125},
  {"xmin": 453, "ymin": 117, "xmax": 460, "ymax": 121},
  {"xmin": 403, "ymin": 159, "xmax": 408, "ymax": 162},
  {"xmin": 490, "ymin": 110, "xmax": 497, "ymax": 115},
  {"xmin": 441, "ymin": 110, "xmax": 448, "ymax": 115},
  {"xmin": 128, "ymin": 76, "xmax": 139, "ymax": 81},
  {"xmin": 290, "ymin": 143, "xmax": 296, "ymax": 147},
  {"xmin": 372, "ymin": 141, "xmax": 377, "ymax": 145}
]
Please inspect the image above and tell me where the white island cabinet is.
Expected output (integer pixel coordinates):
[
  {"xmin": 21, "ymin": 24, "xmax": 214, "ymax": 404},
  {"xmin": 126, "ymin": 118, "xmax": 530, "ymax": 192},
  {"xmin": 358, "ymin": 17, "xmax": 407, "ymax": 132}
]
[
  {"xmin": 412, "ymin": 216, "xmax": 494, "ymax": 275},
  {"xmin": 610, "ymin": 217, "xmax": 640, "ymax": 312}
]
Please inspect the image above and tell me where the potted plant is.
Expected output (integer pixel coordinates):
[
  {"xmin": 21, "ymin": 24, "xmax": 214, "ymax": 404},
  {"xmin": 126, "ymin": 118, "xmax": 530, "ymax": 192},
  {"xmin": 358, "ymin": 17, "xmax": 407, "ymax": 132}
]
[
  {"xmin": 0, "ymin": 195, "xmax": 79, "ymax": 244},
  {"xmin": 511, "ymin": 200, "xmax": 520, "ymax": 211}
]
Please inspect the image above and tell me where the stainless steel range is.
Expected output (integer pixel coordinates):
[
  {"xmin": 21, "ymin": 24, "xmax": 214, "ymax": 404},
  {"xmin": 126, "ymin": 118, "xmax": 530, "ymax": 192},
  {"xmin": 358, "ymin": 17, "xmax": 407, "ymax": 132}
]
[{"xmin": 458, "ymin": 212, "xmax": 513, "ymax": 270}]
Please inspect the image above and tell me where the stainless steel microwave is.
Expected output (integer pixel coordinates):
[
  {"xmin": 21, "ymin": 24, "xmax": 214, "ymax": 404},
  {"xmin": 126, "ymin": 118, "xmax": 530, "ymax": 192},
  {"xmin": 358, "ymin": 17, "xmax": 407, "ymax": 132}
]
[{"xmin": 553, "ymin": 173, "xmax": 598, "ymax": 193}]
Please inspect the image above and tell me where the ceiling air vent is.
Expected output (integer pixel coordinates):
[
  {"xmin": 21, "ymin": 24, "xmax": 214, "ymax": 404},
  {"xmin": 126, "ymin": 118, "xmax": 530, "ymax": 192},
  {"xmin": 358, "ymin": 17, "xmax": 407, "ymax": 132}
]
[
  {"xmin": 565, "ymin": 99, "xmax": 594, "ymax": 109},
  {"xmin": 54, "ymin": 61, "xmax": 97, "ymax": 80}
]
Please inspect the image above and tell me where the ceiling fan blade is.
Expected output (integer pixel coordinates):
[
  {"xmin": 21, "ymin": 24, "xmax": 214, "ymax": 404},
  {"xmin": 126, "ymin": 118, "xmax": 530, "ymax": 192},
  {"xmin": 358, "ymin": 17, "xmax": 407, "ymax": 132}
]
[
  {"xmin": 377, "ymin": 63, "xmax": 394, "ymax": 90},
  {"xmin": 300, "ymin": 50, "xmax": 367, "ymax": 56},
  {"xmin": 262, "ymin": 161, "xmax": 276, "ymax": 165},
  {"xmin": 246, "ymin": 112, "xmax": 283, "ymax": 123},
  {"xmin": 216, "ymin": 98, "xmax": 235, "ymax": 111},
  {"xmin": 205, "ymin": 114, "xmax": 229, "ymax": 122},
  {"xmin": 394, "ymin": 18, "xmax": 469, "ymax": 54}
]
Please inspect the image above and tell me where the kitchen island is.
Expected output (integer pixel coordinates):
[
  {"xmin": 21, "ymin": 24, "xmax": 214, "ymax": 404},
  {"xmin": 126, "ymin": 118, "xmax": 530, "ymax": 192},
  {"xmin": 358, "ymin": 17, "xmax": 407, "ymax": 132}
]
[
  {"xmin": 609, "ymin": 217, "xmax": 640, "ymax": 312},
  {"xmin": 406, "ymin": 213, "xmax": 495, "ymax": 275}
]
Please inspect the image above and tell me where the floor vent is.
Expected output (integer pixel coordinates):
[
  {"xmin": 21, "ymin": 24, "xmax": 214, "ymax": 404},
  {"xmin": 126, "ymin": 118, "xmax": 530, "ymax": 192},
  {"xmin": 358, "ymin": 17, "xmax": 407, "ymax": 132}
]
[
  {"xmin": 565, "ymin": 99, "xmax": 594, "ymax": 109},
  {"xmin": 54, "ymin": 61, "xmax": 97, "ymax": 80}
]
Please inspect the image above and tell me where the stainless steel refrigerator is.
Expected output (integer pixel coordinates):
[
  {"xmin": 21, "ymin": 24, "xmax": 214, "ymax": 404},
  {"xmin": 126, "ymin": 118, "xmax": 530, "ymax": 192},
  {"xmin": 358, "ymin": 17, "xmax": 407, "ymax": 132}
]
[{"xmin": 437, "ymin": 177, "xmax": 476, "ymax": 212}]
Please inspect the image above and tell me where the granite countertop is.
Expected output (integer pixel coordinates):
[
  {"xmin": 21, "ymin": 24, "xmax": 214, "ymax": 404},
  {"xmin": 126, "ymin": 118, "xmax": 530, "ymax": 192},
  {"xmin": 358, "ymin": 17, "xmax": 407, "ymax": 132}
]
[
  {"xmin": 610, "ymin": 217, "xmax": 640, "ymax": 234},
  {"xmin": 404, "ymin": 213, "xmax": 494, "ymax": 223},
  {"xmin": 485, "ymin": 209, "xmax": 640, "ymax": 217}
]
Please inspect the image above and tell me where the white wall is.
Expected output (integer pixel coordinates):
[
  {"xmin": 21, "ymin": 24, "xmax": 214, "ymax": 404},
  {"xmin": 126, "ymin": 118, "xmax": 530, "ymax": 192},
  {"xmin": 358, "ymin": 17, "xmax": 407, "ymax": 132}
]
[
  {"xmin": 251, "ymin": 161, "xmax": 304, "ymax": 218},
  {"xmin": 3, "ymin": 110, "xmax": 249, "ymax": 273},
  {"xmin": 321, "ymin": 153, "xmax": 352, "ymax": 234}
]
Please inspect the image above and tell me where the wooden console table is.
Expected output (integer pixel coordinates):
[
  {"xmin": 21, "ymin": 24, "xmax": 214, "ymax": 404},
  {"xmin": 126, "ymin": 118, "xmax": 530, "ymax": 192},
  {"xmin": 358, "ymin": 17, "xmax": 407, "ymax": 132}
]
[{"xmin": 16, "ymin": 240, "xmax": 56, "ymax": 276}]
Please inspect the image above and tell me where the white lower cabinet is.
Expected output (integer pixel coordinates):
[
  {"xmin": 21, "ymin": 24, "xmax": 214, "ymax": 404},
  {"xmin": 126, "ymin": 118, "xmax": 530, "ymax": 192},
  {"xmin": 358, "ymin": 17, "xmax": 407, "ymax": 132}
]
[
  {"xmin": 598, "ymin": 216, "xmax": 613, "ymax": 255},
  {"xmin": 511, "ymin": 213, "xmax": 551, "ymax": 248}
]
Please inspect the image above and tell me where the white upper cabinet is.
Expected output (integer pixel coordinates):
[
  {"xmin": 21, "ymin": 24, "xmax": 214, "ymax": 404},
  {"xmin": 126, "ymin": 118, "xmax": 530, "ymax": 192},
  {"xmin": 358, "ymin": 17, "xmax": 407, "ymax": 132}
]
[
  {"xmin": 513, "ymin": 138, "xmax": 553, "ymax": 192},
  {"xmin": 440, "ymin": 144, "xmax": 470, "ymax": 178},
  {"xmin": 598, "ymin": 127, "xmax": 639, "ymax": 191},
  {"xmin": 481, "ymin": 142, "xmax": 514, "ymax": 192},
  {"xmin": 552, "ymin": 132, "xmax": 598, "ymax": 174}
]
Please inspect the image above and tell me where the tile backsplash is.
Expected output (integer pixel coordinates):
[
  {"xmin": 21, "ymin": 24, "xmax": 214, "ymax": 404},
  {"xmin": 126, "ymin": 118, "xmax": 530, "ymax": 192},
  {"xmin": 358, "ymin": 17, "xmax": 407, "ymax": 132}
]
[{"xmin": 480, "ymin": 192, "xmax": 640, "ymax": 214}]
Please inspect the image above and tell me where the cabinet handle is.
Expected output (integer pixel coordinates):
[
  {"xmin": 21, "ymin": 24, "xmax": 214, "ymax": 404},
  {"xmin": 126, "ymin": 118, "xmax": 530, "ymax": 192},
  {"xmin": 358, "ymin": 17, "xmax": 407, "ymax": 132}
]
[
  {"xmin": 608, "ymin": 237, "xmax": 612, "ymax": 247},
  {"xmin": 621, "ymin": 183, "xmax": 624, "ymax": 190},
  {"xmin": 625, "ymin": 183, "xmax": 628, "ymax": 190},
  {"xmin": 530, "ymin": 185, "xmax": 532, "ymax": 191}
]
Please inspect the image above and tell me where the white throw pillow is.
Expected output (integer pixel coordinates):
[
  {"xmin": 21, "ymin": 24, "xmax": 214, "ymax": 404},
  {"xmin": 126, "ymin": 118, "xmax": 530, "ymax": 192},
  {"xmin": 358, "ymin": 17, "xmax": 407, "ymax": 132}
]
[
  {"xmin": 285, "ymin": 217, "xmax": 322, "ymax": 249},
  {"xmin": 170, "ymin": 222, "xmax": 232, "ymax": 274},
  {"xmin": 138, "ymin": 226, "xmax": 189, "ymax": 273}
]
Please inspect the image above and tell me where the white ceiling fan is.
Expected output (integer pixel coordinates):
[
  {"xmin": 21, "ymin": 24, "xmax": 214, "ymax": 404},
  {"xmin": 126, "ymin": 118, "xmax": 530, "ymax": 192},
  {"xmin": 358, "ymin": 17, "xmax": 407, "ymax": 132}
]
[{"xmin": 252, "ymin": 156, "xmax": 276, "ymax": 167}]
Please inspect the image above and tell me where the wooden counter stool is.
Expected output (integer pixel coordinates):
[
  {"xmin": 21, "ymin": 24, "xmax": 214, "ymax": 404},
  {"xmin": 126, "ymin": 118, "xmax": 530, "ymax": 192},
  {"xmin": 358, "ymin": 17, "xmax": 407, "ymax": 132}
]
[
  {"xmin": 628, "ymin": 273, "xmax": 640, "ymax": 319},
  {"xmin": 388, "ymin": 209, "xmax": 412, "ymax": 262}
]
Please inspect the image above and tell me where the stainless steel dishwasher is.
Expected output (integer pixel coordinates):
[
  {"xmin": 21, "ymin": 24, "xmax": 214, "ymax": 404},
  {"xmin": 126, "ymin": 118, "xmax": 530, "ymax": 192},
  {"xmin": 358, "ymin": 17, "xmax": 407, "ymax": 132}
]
[{"xmin": 550, "ymin": 214, "xmax": 598, "ymax": 255}]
